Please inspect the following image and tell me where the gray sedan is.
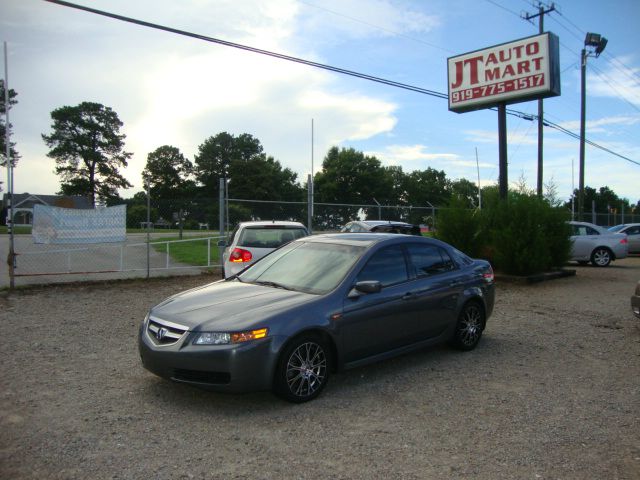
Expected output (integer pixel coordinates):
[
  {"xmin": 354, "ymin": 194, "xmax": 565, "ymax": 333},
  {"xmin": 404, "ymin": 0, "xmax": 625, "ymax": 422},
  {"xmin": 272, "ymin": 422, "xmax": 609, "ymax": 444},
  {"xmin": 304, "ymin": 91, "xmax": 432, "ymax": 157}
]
[
  {"xmin": 139, "ymin": 234, "xmax": 495, "ymax": 402},
  {"xmin": 608, "ymin": 223, "xmax": 640, "ymax": 254},
  {"xmin": 569, "ymin": 221, "xmax": 629, "ymax": 267}
]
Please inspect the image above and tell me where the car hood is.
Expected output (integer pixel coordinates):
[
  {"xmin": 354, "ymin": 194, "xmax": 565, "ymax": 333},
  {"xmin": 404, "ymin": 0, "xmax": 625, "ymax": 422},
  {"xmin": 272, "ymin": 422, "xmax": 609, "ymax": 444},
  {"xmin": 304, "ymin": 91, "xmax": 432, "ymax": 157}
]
[{"xmin": 149, "ymin": 280, "xmax": 314, "ymax": 331}]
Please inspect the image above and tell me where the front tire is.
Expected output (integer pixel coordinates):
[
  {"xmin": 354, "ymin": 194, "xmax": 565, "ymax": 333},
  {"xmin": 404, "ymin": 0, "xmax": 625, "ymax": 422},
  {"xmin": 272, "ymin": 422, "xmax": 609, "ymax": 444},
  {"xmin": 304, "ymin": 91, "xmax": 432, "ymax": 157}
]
[
  {"xmin": 591, "ymin": 247, "xmax": 612, "ymax": 267},
  {"xmin": 450, "ymin": 302, "xmax": 485, "ymax": 351},
  {"xmin": 274, "ymin": 335, "xmax": 330, "ymax": 403}
]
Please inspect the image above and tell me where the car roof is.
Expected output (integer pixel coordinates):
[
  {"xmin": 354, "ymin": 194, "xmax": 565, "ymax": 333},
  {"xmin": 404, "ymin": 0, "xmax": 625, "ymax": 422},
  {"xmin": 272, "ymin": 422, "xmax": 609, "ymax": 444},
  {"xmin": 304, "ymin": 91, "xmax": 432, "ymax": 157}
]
[
  {"xmin": 359, "ymin": 220, "xmax": 415, "ymax": 226},
  {"xmin": 238, "ymin": 221, "xmax": 306, "ymax": 228},
  {"xmin": 301, "ymin": 232, "xmax": 442, "ymax": 248}
]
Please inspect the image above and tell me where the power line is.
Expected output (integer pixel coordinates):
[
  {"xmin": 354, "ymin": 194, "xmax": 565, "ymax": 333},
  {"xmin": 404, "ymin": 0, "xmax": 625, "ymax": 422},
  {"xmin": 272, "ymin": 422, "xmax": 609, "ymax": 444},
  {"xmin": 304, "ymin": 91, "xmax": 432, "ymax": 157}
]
[
  {"xmin": 43, "ymin": 0, "xmax": 449, "ymax": 100},
  {"xmin": 44, "ymin": 0, "xmax": 639, "ymax": 169},
  {"xmin": 483, "ymin": 0, "xmax": 522, "ymax": 18},
  {"xmin": 588, "ymin": 63, "xmax": 640, "ymax": 114}
]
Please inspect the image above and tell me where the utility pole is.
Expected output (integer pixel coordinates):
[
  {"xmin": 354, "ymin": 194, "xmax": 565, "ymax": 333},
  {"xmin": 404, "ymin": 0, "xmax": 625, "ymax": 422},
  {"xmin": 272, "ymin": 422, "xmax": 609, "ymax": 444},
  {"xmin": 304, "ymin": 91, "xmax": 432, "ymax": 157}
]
[
  {"xmin": 579, "ymin": 33, "xmax": 608, "ymax": 220},
  {"xmin": 522, "ymin": 2, "xmax": 555, "ymax": 197}
]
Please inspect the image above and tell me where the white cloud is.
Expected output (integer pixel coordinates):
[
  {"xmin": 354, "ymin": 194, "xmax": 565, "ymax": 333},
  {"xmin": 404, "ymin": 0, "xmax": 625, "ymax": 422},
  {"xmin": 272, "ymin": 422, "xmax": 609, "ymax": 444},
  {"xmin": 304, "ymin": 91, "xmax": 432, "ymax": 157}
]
[
  {"xmin": 5, "ymin": 0, "xmax": 400, "ymax": 195},
  {"xmin": 297, "ymin": 0, "xmax": 440, "ymax": 41},
  {"xmin": 588, "ymin": 55, "xmax": 640, "ymax": 107}
]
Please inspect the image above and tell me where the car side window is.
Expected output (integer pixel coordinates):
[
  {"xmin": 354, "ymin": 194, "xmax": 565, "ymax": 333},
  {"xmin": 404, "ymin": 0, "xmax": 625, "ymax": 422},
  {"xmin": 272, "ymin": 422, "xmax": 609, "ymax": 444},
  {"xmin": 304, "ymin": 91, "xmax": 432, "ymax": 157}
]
[
  {"xmin": 573, "ymin": 225, "xmax": 597, "ymax": 236},
  {"xmin": 356, "ymin": 246, "xmax": 408, "ymax": 287},
  {"xmin": 407, "ymin": 244, "xmax": 455, "ymax": 278},
  {"xmin": 626, "ymin": 226, "xmax": 640, "ymax": 235}
]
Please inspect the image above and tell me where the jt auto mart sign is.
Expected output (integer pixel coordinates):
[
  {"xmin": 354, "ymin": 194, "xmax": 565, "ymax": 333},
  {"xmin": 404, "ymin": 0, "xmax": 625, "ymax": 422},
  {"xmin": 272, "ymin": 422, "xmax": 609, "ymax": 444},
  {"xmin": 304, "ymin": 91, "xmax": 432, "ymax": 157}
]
[{"xmin": 447, "ymin": 32, "xmax": 560, "ymax": 113}]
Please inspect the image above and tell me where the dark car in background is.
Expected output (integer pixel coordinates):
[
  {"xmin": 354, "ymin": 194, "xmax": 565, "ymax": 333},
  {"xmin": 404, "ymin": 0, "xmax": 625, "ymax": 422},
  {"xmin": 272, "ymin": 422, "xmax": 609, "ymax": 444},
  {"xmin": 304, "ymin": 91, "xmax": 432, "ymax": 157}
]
[
  {"xmin": 139, "ymin": 234, "xmax": 495, "ymax": 403},
  {"xmin": 340, "ymin": 220, "xmax": 422, "ymax": 236}
]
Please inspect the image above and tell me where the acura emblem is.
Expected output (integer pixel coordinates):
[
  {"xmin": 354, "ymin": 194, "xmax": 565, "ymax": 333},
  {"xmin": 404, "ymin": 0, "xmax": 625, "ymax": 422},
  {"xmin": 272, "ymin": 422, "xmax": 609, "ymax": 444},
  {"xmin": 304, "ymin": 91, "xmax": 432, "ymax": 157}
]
[{"xmin": 156, "ymin": 327, "xmax": 168, "ymax": 341}]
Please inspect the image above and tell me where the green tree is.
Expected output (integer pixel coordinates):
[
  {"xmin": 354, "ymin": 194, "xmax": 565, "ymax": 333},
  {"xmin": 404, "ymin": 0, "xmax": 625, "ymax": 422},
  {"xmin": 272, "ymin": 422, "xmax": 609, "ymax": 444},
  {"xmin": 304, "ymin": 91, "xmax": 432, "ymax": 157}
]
[
  {"xmin": 194, "ymin": 132, "xmax": 263, "ymax": 196},
  {"xmin": 0, "ymin": 80, "xmax": 19, "ymax": 170},
  {"xmin": 142, "ymin": 145, "xmax": 196, "ymax": 199},
  {"xmin": 42, "ymin": 102, "xmax": 132, "ymax": 206},
  {"xmin": 449, "ymin": 178, "xmax": 479, "ymax": 208},
  {"xmin": 567, "ymin": 185, "xmax": 631, "ymax": 217},
  {"xmin": 228, "ymin": 155, "xmax": 304, "ymax": 220},
  {"xmin": 405, "ymin": 167, "xmax": 450, "ymax": 208},
  {"xmin": 313, "ymin": 147, "xmax": 391, "ymax": 227}
]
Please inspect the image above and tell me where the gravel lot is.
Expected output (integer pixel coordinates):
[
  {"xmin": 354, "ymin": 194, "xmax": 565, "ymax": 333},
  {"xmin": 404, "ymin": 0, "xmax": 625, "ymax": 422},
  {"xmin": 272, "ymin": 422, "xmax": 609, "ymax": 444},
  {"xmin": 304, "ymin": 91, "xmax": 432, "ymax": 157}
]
[{"xmin": 1, "ymin": 258, "xmax": 639, "ymax": 479}]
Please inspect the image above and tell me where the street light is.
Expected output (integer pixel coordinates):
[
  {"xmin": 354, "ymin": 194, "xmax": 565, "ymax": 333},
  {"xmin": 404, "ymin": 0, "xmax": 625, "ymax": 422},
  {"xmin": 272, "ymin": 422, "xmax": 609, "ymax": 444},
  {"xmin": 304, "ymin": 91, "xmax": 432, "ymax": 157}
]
[{"xmin": 578, "ymin": 32, "xmax": 607, "ymax": 220}]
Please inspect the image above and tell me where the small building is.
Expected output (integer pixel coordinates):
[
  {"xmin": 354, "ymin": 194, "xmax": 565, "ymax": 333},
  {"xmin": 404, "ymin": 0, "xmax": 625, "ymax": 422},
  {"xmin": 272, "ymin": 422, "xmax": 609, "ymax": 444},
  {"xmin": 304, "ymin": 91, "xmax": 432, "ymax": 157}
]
[{"xmin": 2, "ymin": 193, "xmax": 92, "ymax": 227}]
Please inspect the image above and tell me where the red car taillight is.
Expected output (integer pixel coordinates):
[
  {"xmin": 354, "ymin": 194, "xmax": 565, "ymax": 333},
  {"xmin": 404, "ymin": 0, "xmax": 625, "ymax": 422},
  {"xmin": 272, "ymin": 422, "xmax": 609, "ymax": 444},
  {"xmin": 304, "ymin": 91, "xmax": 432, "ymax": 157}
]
[
  {"xmin": 483, "ymin": 266, "xmax": 494, "ymax": 283},
  {"xmin": 620, "ymin": 237, "xmax": 628, "ymax": 244},
  {"xmin": 230, "ymin": 248, "xmax": 253, "ymax": 263}
]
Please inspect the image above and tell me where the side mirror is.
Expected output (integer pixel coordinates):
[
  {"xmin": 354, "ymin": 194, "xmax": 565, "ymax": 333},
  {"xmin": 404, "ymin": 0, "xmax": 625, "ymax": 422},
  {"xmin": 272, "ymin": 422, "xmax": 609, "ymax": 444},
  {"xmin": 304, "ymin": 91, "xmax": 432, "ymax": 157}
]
[
  {"xmin": 217, "ymin": 240, "xmax": 227, "ymax": 247},
  {"xmin": 348, "ymin": 280, "xmax": 382, "ymax": 299}
]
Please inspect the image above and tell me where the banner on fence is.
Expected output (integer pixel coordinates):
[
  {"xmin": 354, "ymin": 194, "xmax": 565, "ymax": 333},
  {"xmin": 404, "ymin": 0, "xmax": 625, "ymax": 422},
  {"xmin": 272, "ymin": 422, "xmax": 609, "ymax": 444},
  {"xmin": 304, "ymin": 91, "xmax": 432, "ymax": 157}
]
[{"xmin": 32, "ymin": 205, "xmax": 126, "ymax": 244}]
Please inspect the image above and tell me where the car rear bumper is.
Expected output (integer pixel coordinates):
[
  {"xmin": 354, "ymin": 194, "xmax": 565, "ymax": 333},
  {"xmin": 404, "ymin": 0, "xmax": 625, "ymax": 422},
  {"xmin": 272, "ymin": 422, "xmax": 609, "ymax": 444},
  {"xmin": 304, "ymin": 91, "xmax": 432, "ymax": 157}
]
[{"xmin": 138, "ymin": 325, "xmax": 280, "ymax": 393}]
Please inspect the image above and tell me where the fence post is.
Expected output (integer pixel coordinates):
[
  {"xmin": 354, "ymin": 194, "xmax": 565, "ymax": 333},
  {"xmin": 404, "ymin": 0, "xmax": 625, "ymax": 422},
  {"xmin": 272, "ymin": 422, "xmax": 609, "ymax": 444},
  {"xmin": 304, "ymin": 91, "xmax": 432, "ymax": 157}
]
[
  {"xmin": 307, "ymin": 174, "xmax": 313, "ymax": 233},
  {"xmin": 219, "ymin": 178, "xmax": 225, "ymax": 269},
  {"xmin": 146, "ymin": 182, "xmax": 150, "ymax": 279}
]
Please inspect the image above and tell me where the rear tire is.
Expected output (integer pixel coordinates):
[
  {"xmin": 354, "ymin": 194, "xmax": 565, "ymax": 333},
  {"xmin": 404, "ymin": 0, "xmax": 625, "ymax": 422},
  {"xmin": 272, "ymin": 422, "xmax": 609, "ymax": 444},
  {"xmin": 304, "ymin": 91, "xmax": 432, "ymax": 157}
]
[
  {"xmin": 450, "ymin": 301, "xmax": 485, "ymax": 351},
  {"xmin": 274, "ymin": 334, "xmax": 330, "ymax": 403},
  {"xmin": 591, "ymin": 247, "xmax": 612, "ymax": 267}
]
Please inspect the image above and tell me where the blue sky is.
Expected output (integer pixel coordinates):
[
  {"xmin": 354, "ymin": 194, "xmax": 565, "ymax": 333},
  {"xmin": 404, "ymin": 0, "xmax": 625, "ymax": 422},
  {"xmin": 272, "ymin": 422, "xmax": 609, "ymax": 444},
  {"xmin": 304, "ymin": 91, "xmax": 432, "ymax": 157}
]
[{"xmin": 2, "ymin": 0, "xmax": 639, "ymax": 204}]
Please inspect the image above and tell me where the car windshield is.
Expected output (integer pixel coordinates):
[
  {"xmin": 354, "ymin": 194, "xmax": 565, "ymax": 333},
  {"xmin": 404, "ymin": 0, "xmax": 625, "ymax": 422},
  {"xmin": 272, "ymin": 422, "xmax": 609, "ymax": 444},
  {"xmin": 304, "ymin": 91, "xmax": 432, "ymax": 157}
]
[
  {"xmin": 239, "ymin": 241, "xmax": 365, "ymax": 294},
  {"xmin": 238, "ymin": 227, "xmax": 307, "ymax": 249}
]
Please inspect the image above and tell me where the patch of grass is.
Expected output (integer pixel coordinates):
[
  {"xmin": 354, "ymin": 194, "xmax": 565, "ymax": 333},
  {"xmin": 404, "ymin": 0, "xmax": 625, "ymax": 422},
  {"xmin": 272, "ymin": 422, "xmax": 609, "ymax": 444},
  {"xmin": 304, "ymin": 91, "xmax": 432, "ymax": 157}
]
[
  {"xmin": 0, "ymin": 226, "xmax": 32, "ymax": 234},
  {"xmin": 151, "ymin": 236, "xmax": 222, "ymax": 266}
]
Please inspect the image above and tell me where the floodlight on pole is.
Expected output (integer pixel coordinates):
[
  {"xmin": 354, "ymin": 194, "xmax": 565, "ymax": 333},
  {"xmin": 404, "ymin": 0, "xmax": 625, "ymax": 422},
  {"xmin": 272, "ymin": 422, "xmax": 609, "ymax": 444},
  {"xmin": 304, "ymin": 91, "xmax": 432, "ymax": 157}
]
[{"xmin": 578, "ymin": 32, "xmax": 607, "ymax": 220}]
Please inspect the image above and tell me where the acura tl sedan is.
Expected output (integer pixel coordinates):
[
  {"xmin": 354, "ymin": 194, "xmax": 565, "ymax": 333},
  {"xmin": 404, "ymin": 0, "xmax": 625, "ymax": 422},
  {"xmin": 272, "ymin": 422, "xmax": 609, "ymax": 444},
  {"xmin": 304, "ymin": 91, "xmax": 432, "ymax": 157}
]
[
  {"xmin": 139, "ymin": 234, "xmax": 495, "ymax": 403},
  {"xmin": 569, "ymin": 221, "xmax": 628, "ymax": 267}
]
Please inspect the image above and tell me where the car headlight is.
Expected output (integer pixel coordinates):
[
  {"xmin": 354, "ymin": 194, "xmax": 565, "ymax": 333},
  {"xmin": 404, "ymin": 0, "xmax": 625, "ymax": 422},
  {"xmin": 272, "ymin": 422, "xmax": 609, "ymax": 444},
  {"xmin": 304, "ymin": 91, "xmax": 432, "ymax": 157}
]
[{"xmin": 192, "ymin": 328, "xmax": 268, "ymax": 345}]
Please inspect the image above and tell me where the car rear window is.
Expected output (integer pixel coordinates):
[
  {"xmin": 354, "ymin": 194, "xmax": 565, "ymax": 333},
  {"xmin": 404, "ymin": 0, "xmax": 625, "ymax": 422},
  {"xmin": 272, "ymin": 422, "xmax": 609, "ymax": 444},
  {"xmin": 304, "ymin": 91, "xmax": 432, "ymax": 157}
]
[{"xmin": 238, "ymin": 227, "xmax": 307, "ymax": 248}]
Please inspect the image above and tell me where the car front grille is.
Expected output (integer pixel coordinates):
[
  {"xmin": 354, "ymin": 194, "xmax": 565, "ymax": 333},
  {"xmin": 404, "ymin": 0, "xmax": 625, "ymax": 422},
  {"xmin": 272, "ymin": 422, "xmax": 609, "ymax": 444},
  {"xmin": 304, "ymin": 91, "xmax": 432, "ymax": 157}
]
[
  {"xmin": 147, "ymin": 317, "xmax": 188, "ymax": 346},
  {"xmin": 172, "ymin": 369, "xmax": 231, "ymax": 385}
]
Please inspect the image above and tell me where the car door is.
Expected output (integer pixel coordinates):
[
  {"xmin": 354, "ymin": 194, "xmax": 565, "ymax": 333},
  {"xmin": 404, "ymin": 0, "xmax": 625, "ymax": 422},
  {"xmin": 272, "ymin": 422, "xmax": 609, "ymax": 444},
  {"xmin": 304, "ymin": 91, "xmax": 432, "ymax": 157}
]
[
  {"xmin": 401, "ymin": 244, "xmax": 463, "ymax": 339},
  {"xmin": 571, "ymin": 224, "xmax": 599, "ymax": 259},
  {"xmin": 339, "ymin": 245, "xmax": 413, "ymax": 363}
]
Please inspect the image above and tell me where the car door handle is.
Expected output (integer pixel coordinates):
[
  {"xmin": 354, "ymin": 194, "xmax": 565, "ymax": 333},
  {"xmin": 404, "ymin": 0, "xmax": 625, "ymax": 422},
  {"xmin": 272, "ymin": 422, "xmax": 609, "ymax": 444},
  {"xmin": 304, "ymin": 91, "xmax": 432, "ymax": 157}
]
[{"xmin": 402, "ymin": 292, "xmax": 415, "ymax": 301}]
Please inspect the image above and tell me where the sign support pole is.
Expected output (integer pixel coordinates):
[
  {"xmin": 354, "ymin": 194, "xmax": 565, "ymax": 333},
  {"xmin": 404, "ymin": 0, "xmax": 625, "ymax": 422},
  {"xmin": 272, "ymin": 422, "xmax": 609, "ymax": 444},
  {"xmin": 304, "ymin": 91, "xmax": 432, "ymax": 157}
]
[
  {"xmin": 3, "ymin": 42, "xmax": 15, "ymax": 288},
  {"xmin": 498, "ymin": 103, "xmax": 508, "ymax": 200}
]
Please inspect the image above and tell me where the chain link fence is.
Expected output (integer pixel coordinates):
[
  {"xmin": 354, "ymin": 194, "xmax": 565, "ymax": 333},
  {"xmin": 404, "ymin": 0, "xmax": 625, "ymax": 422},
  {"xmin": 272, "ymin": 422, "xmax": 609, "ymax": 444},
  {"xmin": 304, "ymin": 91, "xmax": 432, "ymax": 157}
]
[
  {"xmin": 4, "ymin": 193, "xmax": 439, "ymax": 287},
  {"xmin": 6, "ymin": 190, "xmax": 638, "ymax": 287}
]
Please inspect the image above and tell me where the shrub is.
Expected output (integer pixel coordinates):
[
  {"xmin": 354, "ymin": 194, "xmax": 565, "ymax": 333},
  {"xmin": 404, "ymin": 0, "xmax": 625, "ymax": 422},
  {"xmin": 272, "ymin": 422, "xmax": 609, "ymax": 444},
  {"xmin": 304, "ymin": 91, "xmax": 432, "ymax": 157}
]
[
  {"xmin": 437, "ymin": 192, "xmax": 571, "ymax": 275},
  {"xmin": 435, "ymin": 195, "xmax": 481, "ymax": 257}
]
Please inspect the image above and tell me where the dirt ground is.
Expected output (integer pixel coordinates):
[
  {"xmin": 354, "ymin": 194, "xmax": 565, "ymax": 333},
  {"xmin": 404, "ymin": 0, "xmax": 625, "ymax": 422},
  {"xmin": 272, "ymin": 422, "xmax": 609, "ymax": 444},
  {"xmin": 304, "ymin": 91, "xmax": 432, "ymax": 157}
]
[{"xmin": 1, "ymin": 258, "xmax": 639, "ymax": 480}]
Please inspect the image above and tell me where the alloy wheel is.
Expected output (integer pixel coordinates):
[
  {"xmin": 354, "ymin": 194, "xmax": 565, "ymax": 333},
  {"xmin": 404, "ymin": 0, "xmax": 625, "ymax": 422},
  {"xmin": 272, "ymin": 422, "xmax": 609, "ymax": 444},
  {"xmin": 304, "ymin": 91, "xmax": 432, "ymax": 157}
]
[
  {"xmin": 458, "ymin": 304, "xmax": 482, "ymax": 347},
  {"xmin": 592, "ymin": 248, "xmax": 611, "ymax": 267},
  {"xmin": 285, "ymin": 341, "xmax": 327, "ymax": 399}
]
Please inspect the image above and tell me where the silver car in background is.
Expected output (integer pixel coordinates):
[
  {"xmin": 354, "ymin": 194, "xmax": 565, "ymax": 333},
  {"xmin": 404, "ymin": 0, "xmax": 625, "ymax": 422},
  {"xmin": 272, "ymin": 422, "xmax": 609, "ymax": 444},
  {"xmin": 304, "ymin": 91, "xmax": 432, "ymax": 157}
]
[
  {"xmin": 569, "ymin": 221, "xmax": 629, "ymax": 267},
  {"xmin": 608, "ymin": 223, "xmax": 640, "ymax": 254},
  {"xmin": 221, "ymin": 221, "xmax": 309, "ymax": 278}
]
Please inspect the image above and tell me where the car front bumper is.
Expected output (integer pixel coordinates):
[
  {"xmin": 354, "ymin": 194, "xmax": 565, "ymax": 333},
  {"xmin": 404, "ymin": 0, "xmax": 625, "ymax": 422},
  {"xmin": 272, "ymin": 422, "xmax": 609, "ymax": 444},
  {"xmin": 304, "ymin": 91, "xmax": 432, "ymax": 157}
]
[{"xmin": 138, "ymin": 324, "xmax": 280, "ymax": 393}]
